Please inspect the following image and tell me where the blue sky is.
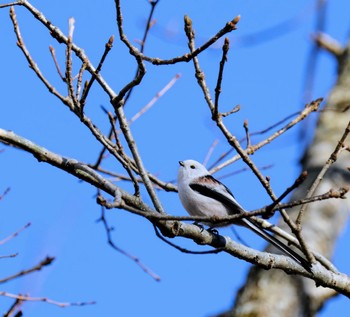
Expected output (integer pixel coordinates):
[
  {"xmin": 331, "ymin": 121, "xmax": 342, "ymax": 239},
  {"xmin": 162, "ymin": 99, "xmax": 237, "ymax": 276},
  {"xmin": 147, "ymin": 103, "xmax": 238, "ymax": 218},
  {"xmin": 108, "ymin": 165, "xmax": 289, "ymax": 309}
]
[{"xmin": 0, "ymin": 0, "xmax": 349, "ymax": 316}]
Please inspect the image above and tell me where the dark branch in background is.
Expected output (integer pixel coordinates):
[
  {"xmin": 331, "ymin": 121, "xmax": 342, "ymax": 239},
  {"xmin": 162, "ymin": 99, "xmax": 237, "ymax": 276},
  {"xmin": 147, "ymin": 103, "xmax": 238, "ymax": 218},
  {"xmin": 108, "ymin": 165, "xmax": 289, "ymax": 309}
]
[
  {"xmin": 96, "ymin": 201, "xmax": 161, "ymax": 281},
  {"xmin": 203, "ymin": 139, "xmax": 219, "ymax": 167},
  {"xmin": 234, "ymin": 2, "xmax": 317, "ymax": 47},
  {"xmin": 302, "ymin": 0, "xmax": 327, "ymax": 104},
  {"xmin": 0, "ymin": 253, "xmax": 18, "ymax": 260},
  {"xmin": 153, "ymin": 225, "xmax": 225, "ymax": 255},
  {"xmin": 299, "ymin": 0, "xmax": 328, "ymax": 149},
  {"xmin": 217, "ymin": 164, "xmax": 273, "ymax": 181},
  {"xmin": 0, "ymin": 187, "xmax": 11, "ymax": 200}
]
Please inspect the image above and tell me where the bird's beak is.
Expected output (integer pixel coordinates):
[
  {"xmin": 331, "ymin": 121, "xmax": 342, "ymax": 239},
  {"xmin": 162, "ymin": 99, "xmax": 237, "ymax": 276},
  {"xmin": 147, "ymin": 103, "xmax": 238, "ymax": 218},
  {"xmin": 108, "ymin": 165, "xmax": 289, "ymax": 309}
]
[{"xmin": 179, "ymin": 161, "xmax": 184, "ymax": 167}]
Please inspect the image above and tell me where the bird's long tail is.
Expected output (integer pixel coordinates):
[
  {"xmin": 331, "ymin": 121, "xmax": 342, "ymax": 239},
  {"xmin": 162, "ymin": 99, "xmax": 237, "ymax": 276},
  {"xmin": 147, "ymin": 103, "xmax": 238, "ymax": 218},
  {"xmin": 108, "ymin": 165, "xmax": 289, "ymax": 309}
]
[{"xmin": 242, "ymin": 218, "xmax": 312, "ymax": 272}]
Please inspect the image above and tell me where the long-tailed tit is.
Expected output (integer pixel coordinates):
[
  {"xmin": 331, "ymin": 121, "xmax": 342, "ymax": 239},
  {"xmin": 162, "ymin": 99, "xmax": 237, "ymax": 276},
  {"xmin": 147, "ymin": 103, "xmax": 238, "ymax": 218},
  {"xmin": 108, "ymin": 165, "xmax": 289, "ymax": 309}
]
[{"xmin": 177, "ymin": 159, "xmax": 311, "ymax": 271}]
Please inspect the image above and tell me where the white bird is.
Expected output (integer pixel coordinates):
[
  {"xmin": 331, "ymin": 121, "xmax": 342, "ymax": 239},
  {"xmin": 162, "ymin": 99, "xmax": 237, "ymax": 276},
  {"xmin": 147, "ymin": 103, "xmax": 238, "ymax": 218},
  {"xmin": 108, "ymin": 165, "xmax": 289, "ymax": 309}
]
[{"xmin": 177, "ymin": 159, "xmax": 311, "ymax": 271}]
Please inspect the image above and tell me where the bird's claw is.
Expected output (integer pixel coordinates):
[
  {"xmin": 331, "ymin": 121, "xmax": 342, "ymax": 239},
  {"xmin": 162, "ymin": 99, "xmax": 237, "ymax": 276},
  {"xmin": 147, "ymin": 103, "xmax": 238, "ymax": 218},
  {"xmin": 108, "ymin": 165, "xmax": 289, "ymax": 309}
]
[
  {"xmin": 193, "ymin": 222, "xmax": 204, "ymax": 232},
  {"xmin": 207, "ymin": 227, "xmax": 219, "ymax": 235}
]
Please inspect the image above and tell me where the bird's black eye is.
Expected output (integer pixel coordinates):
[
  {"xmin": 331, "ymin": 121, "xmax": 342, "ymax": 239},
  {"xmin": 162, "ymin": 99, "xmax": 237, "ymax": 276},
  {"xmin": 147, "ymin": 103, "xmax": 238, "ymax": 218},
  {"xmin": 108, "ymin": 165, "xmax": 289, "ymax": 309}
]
[{"xmin": 190, "ymin": 165, "xmax": 196, "ymax": 169}]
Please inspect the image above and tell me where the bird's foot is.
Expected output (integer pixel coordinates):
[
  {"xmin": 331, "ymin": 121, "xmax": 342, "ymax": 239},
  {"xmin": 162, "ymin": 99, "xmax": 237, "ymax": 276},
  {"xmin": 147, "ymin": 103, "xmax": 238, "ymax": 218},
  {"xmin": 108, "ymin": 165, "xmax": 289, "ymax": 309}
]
[
  {"xmin": 193, "ymin": 222, "xmax": 204, "ymax": 232},
  {"xmin": 207, "ymin": 227, "xmax": 219, "ymax": 235}
]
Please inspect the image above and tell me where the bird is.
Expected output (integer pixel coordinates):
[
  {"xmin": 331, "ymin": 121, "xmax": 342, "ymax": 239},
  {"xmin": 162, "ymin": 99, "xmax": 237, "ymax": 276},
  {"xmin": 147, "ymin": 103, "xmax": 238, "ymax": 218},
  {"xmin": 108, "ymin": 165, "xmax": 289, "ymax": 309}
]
[{"xmin": 177, "ymin": 159, "xmax": 311, "ymax": 271}]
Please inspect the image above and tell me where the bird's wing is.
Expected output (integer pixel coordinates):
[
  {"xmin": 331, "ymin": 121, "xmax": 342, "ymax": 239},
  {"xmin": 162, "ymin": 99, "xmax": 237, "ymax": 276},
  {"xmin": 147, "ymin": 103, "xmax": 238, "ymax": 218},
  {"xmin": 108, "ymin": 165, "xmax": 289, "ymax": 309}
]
[{"xmin": 189, "ymin": 175, "xmax": 245, "ymax": 215}]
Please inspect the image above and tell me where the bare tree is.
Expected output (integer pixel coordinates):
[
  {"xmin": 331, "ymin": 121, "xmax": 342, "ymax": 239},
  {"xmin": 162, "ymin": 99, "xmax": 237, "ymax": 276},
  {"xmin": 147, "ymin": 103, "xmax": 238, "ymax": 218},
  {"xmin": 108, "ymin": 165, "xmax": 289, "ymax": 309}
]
[{"xmin": 0, "ymin": 1, "xmax": 349, "ymax": 316}]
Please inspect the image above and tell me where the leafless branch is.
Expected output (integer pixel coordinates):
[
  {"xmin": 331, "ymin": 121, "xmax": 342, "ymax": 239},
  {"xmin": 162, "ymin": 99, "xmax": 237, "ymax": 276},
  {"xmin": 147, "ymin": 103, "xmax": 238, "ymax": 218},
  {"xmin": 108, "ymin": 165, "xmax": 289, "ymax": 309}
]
[
  {"xmin": 0, "ymin": 253, "xmax": 18, "ymax": 260},
  {"xmin": 0, "ymin": 256, "xmax": 54, "ymax": 284},
  {"xmin": 96, "ymin": 202, "xmax": 161, "ymax": 281},
  {"xmin": 9, "ymin": 6, "xmax": 68, "ymax": 106},
  {"xmin": 80, "ymin": 35, "xmax": 114, "ymax": 111},
  {"xmin": 296, "ymin": 120, "xmax": 350, "ymax": 225},
  {"xmin": 0, "ymin": 291, "xmax": 95, "ymax": 308},
  {"xmin": 210, "ymin": 99, "xmax": 322, "ymax": 174},
  {"xmin": 0, "ymin": 223, "xmax": 31, "ymax": 245},
  {"xmin": 4, "ymin": 297, "xmax": 23, "ymax": 317},
  {"xmin": 214, "ymin": 37, "xmax": 230, "ymax": 119},
  {"xmin": 0, "ymin": 187, "xmax": 11, "ymax": 200}
]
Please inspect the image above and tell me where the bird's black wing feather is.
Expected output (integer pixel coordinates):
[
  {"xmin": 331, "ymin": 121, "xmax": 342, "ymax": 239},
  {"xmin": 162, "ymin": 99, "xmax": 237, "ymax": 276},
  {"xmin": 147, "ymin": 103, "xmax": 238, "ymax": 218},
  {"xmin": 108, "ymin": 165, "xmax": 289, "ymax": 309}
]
[{"xmin": 189, "ymin": 175, "xmax": 244, "ymax": 215}]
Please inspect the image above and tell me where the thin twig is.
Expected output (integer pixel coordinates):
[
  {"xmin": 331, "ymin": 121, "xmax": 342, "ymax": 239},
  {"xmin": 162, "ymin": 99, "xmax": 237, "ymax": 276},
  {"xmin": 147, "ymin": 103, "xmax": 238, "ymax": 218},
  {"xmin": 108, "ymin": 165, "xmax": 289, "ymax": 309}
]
[
  {"xmin": 9, "ymin": 7, "xmax": 69, "ymax": 106},
  {"xmin": 76, "ymin": 58, "xmax": 88, "ymax": 102},
  {"xmin": 0, "ymin": 291, "xmax": 95, "ymax": 308},
  {"xmin": 117, "ymin": 73, "xmax": 181, "ymax": 134},
  {"xmin": 0, "ymin": 2, "xmax": 21, "ymax": 9},
  {"xmin": 49, "ymin": 45, "xmax": 65, "ymax": 81},
  {"xmin": 203, "ymin": 139, "xmax": 219, "ymax": 167},
  {"xmin": 217, "ymin": 164, "xmax": 273, "ymax": 181},
  {"xmin": 0, "ymin": 256, "xmax": 54, "ymax": 284},
  {"xmin": 0, "ymin": 253, "xmax": 18, "ymax": 259},
  {"xmin": 138, "ymin": 0, "xmax": 159, "ymax": 53},
  {"xmin": 214, "ymin": 37, "xmax": 230, "ymax": 119},
  {"xmin": 209, "ymin": 108, "xmax": 314, "ymax": 170},
  {"xmin": 3, "ymin": 297, "xmax": 23, "ymax": 317},
  {"xmin": 210, "ymin": 99, "xmax": 322, "ymax": 174},
  {"xmin": 153, "ymin": 225, "xmax": 224, "ymax": 255},
  {"xmin": 0, "ymin": 187, "xmax": 11, "ymax": 200},
  {"xmin": 296, "ymin": 121, "xmax": 350, "ymax": 226},
  {"xmin": 65, "ymin": 17, "xmax": 78, "ymax": 110},
  {"xmin": 243, "ymin": 119, "xmax": 251, "ymax": 148},
  {"xmin": 80, "ymin": 35, "xmax": 114, "ymax": 111},
  {"xmin": 0, "ymin": 223, "xmax": 31, "ymax": 245},
  {"xmin": 264, "ymin": 171, "xmax": 308, "ymax": 218},
  {"xmin": 97, "ymin": 203, "xmax": 161, "ymax": 281},
  {"xmin": 143, "ymin": 15, "xmax": 241, "ymax": 65}
]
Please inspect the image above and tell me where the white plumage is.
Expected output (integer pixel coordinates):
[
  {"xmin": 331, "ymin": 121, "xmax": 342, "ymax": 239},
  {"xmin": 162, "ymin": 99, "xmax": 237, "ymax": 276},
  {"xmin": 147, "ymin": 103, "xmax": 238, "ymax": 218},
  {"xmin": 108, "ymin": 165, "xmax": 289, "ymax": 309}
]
[{"xmin": 177, "ymin": 159, "xmax": 311, "ymax": 271}]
